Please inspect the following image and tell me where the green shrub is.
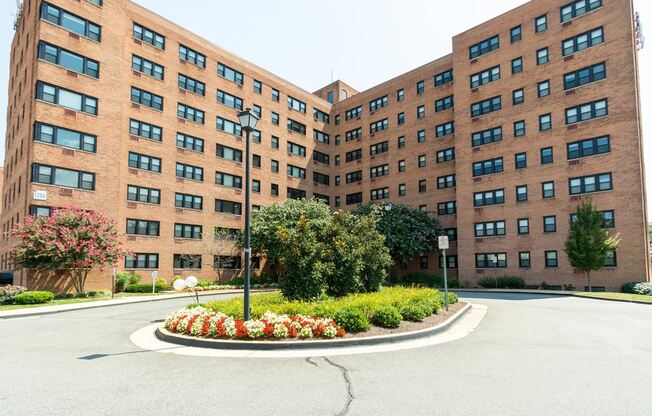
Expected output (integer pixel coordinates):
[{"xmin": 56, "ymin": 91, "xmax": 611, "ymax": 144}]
[
  {"xmin": 87, "ymin": 291, "xmax": 97, "ymax": 297},
  {"xmin": 621, "ymin": 281, "xmax": 643, "ymax": 294},
  {"xmin": 399, "ymin": 273, "xmax": 460, "ymax": 289},
  {"xmin": 55, "ymin": 293, "xmax": 75, "ymax": 299},
  {"xmin": 14, "ymin": 291, "xmax": 54, "ymax": 304},
  {"xmin": 74, "ymin": 292, "xmax": 88, "ymax": 298},
  {"xmin": 371, "ymin": 306, "xmax": 402, "ymax": 328},
  {"xmin": 633, "ymin": 283, "xmax": 652, "ymax": 296},
  {"xmin": 197, "ymin": 279, "xmax": 214, "ymax": 288},
  {"xmin": 125, "ymin": 279, "xmax": 168, "ymax": 293},
  {"xmin": 115, "ymin": 272, "xmax": 141, "ymax": 292},
  {"xmin": 333, "ymin": 307, "xmax": 370, "ymax": 332},
  {"xmin": 0, "ymin": 285, "xmax": 26, "ymax": 304},
  {"xmin": 399, "ymin": 303, "xmax": 430, "ymax": 321},
  {"xmin": 477, "ymin": 276, "xmax": 525, "ymax": 289}
]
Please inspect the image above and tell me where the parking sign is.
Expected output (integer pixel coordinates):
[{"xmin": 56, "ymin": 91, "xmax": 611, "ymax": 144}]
[{"xmin": 438, "ymin": 236, "xmax": 449, "ymax": 250}]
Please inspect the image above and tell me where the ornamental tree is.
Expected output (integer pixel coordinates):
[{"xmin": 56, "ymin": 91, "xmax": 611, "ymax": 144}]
[
  {"xmin": 564, "ymin": 200, "xmax": 619, "ymax": 292},
  {"xmin": 12, "ymin": 208, "xmax": 130, "ymax": 293}
]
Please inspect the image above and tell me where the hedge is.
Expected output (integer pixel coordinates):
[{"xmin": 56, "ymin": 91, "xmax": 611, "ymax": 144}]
[
  {"xmin": 399, "ymin": 273, "xmax": 460, "ymax": 289},
  {"xmin": 14, "ymin": 291, "xmax": 54, "ymax": 305},
  {"xmin": 477, "ymin": 276, "xmax": 525, "ymax": 289},
  {"xmin": 125, "ymin": 278, "xmax": 168, "ymax": 293}
]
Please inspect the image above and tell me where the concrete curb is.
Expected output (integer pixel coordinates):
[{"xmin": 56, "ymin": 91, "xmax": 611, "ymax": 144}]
[
  {"xmin": 154, "ymin": 301, "xmax": 472, "ymax": 350},
  {"xmin": 456, "ymin": 289, "xmax": 652, "ymax": 306},
  {"xmin": 0, "ymin": 289, "xmax": 276, "ymax": 320}
]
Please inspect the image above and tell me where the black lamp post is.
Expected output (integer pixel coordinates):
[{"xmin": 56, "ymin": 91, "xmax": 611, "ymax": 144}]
[{"xmin": 237, "ymin": 108, "xmax": 259, "ymax": 322}]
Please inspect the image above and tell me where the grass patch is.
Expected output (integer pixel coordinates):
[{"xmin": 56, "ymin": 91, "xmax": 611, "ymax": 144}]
[{"xmin": 576, "ymin": 292, "xmax": 652, "ymax": 304}]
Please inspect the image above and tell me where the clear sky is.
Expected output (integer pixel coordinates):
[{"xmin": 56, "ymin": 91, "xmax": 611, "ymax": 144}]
[{"xmin": 1, "ymin": 0, "xmax": 651, "ymax": 213}]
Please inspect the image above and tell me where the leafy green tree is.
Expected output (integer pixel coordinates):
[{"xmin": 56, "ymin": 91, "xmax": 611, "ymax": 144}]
[
  {"xmin": 354, "ymin": 203, "xmax": 442, "ymax": 277},
  {"xmin": 564, "ymin": 201, "xmax": 619, "ymax": 292}
]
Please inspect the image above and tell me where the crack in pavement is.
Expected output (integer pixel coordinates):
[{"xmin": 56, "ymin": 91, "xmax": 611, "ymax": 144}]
[
  {"xmin": 305, "ymin": 357, "xmax": 319, "ymax": 367},
  {"xmin": 322, "ymin": 357, "xmax": 354, "ymax": 416}
]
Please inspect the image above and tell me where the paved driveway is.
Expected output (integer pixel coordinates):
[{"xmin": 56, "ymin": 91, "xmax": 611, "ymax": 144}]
[{"xmin": 1, "ymin": 292, "xmax": 651, "ymax": 416}]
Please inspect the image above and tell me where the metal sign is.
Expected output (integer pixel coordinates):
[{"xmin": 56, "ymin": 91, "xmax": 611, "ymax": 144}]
[
  {"xmin": 438, "ymin": 236, "xmax": 449, "ymax": 250},
  {"xmin": 33, "ymin": 190, "xmax": 47, "ymax": 201}
]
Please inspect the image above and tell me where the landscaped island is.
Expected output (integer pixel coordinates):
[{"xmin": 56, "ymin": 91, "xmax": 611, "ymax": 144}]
[{"xmin": 163, "ymin": 287, "xmax": 458, "ymax": 341}]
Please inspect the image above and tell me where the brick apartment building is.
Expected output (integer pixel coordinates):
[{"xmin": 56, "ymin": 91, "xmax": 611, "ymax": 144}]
[{"xmin": 1, "ymin": 0, "xmax": 649, "ymax": 291}]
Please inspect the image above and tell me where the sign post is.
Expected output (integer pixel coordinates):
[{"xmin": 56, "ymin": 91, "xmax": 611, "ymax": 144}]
[
  {"xmin": 151, "ymin": 270, "xmax": 158, "ymax": 294},
  {"xmin": 438, "ymin": 235, "xmax": 449, "ymax": 311},
  {"xmin": 111, "ymin": 267, "xmax": 116, "ymax": 299}
]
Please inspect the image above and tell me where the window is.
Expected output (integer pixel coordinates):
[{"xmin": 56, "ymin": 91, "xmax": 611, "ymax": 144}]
[
  {"xmin": 346, "ymin": 193, "xmax": 363, "ymax": 205},
  {"xmin": 30, "ymin": 206, "xmax": 53, "ymax": 217},
  {"xmin": 174, "ymin": 223, "xmax": 202, "ymax": 239},
  {"xmin": 514, "ymin": 120, "xmax": 525, "ymax": 137},
  {"xmin": 217, "ymin": 117, "xmax": 242, "ymax": 136},
  {"xmin": 540, "ymin": 147, "xmax": 553, "ymax": 164},
  {"xmin": 435, "ymin": 69, "xmax": 453, "ymax": 86},
  {"xmin": 38, "ymin": 41, "xmax": 99, "ymax": 78},
  {"xmin": 536, "ymin": 48, "xmax": 549, "ymax": 65},
  {"xmin": 515, "ymin": 153, "xmax": 527, "ymax": 169},
  {"xmin": 345, "ymin": 127, "xmax": 362, "ymax": 142},
  {"xmin": 565, "ymin": 98, "xmax": 608, "ymax": 124},
  {"xmin": 398, "ymin": 184, "xmax": 406, "ymax": 196},
  {"xmin": 178, "ymin": 74, "xmax": 205, "ymax": 96},
  {"xmin": 130, "ymin": 54, "xmax": 163, "ymax": 80},
  {"xmin": 420, "ymin": 256, "xmax": 429, "ymax": 269},
  {"xmin": 470, "ymin": 66, "xmax": 500, "ymax": 88},
  {"xmin": 370, "ymin": 118, "xmax": 388, "ymax": 134},
  {"xmin": 313, "ymin": 150, "xmax": 330, "ymax": 164},
  {"xmin": 272, "ymin": 88, "xmax": 280, "ymax": 102},
  {"xmin": 535, "ymin": 14, "xmax": 548, "ymax": 32},
  {"xmin": 419, "ymin": 179, "xmax": 427, "ymax": 193},
  {"xmin": 313, "ymin": 193, "xmax": 329, "ymax": 204},
  {"xmin": 287, "ymin": 96, "xmax": 307, "ymax": 113},
  {"xmin": 542, "ymin": 181, "xmax": 555, "ymax": 198},
  {"xmin": 511, "ymin": 25, "xmax": 522, "ymax": 42},
  {"xmin": 370, "ymin": 164, "xmax": 389, "ymax": 178},
  {"xmin": 436, "ymin": 121, "xmax": 455, "ymax": 137},
  {"xmin": 564, "ymin": 62, "xmax": 606, "ymax": 90},
  {"xmin": 287, "ymin": 119, "xmax": 306, "ymax": 135},
  {"xmin": 472, "ymin": 126, "xmax": 502, "ymax": 147},
  {"xmin": 604, "ymin": 250, "xmax": 617, "ymax": 267},
  {"xmin": 539, "ymin": 114, "xmax": 552, "ymax": 131},
  {"xmin": 253, "ymin": 79, "xmax": 262, "ymax": 94},
  {"xmin": 334, "ymin": 115, "xmax": 340, "ymax": 126},
  {"xmin": 271, "ymin": 184, "xmax": 279, "ymax": 196},
  {"xmin": 313, "ymin": 130, "xmax": 329, "ymax": 144},
  {"xmin": 287, "ymin": 141, "xmax": 306, "ymax": 157},
  {"xmin": 326, "ymin": 90, "xmax": 334, "ymax": 103},
  {"xmin": 176, "ymin": 162, "xmax": 203, "ymax": 181},
  {"xmin": 471, "ymin": 96, "xmax": 501, "ymax": 117},
  {"xmin": 126, "ymin": 219, "xmax": 160, "ymax": 237},
  {"xmin": 370, "ymin": 187, "xmax": 390, "ymax": 201},
  {"xmin": 569, "ymin": 172, "xmax": 612, "ymax": 195},
  {"xmin": 469, "ymin": 35, "xmax": 500, "ymax": 59},
  {"xmin": 396, "ymin": 89, "xmax": 405, "ymax": 102},
  {"xmin": 217, "ymin": 144, "xmax": 242, "ymax": 162},
  {"xmin": 512, "ymin": 89, "xmax": 524, "ymax": 105},
  {"xmin": 418, "ymin": 155, "xmax": 426, "ymax": 168},
  {"xmin": 516, "ymin": 185, "xmax": 528, "ymax": 202},
  {"xmin": 544, "ymin": 216, "xmax": 557, "ymax": 232},
  {"xmin": 437, "ymin": 174, "xmax": 456, "ymax": 189},
  {"xmin": 217, "ymin": 90, "xmax": 243, "ymax": 110},
  {"xmin": 127, "ymin": 185, "xmax": 159, "ymax": 204},
  {"xmin": 370, "ymin": 141, "xmax": 389, "ymax": 156},
  {"xmin": 133, "ymin": 23, "xmax": 164, "ymax": 49},
  {"xmin": 519, "ymin": 252, "xmax": 531, "ymax": 268},
  {"xmin": 130, "ymin": 87, "xmax": 163, "ymax": 111},
  {"xmin": 398, "ymin": 160, "xmax": 406, "ymax": 172},
  {"xmin": 176, "ymin": 133, "xmax": 204, "ymax": 152},
  {"xmin": 174, "ymin": 254, "xmax": 201, "ymax": 269},
  {"xmin": 34, "ymin": 122, "xmax": 96, "ymax": 152},
  {"xmin": 511, "ymin": 57, "xmax": 523, "ymax": 74},
  {"xmin": 286, "ymin": 188, "xmax": 306, "ymax": 200},
  {"xmin": 561, "ymin": 0, "xmax": 603, "ymax": 23},
  {"xmin": 179, "ymin": 44, "xmax": 205, "ymax": 68},
  {"xmin": 438, "ymin": 201, "xmax": 456, "ymax": 215},
  {"xmin": 125, "ymin": 253, "xmax": 158, "ymax": 269},
  {"xmin": 269, "ymin": 112, "xmax": 280, "ymax": 126},
  {"xmin": 36, "ymin": 81, "xmax": 98, "ymax": 115},
  {"xmin": 346, "ymin": 149, "xmax": 362, "ymax": 162},
  {"xmin": 567, "ymin": 135, "xmax": 610, "ymax": 159},
  {"xmin": 346, "ymin": 170, "xmax": 363, "ymax": 183},
  {"xmin": 518, "ymin": 218, "xmax": 530, "ymax": 234},
  {"xmin": 251, "ymin": 130, "xmax": 261, "ymax": 144},
  {"xmin": 271, "ymin": 160, "xmax": 279, "ymax": 173},
  {"xmin": 216, "ymin": 199, "xmax": 242, "ymax": 215},
  {"xmin": 215, "ymin": 171, "xmax": 242, "ymax": 188},
  {"xmin": 436, "ymin": 96, "xmax": 454, "ymax": 112},
  {"xmin": 474, "ymin": 189, "xmax": 505, "ymax": 207},
  {"xmin": 545, "ymin": 251, "xmax": 558, "ymax": 267},
  {"xmin": 445, "ymin": 228, "xmax": 458, "ymax": 242},
  {"xmin": 440, "ymin": 255, "xmax": 458, "ymax": 269},
  {"xmin": 287, "ymin": 164, "xmax": 306, "ymax": 179},
  {"xmin": 417, "ymin": 130, "xmax": 426, "ymax": 143},
  {"xmin": 537, "ymin": 80, "xmax": 550, "ymax": 98},
  {"xmin": 473, "ymin": 157, "xmax": 503, "ymax": 177},
  {"xmin": 40, "ymin": 2, "xmax": 101, "ymax": 41},
  {"xmin": 475, "ymin": 253, "xmax": 506, "ymax": 268},
  {"xmin": 416, "ymin": 106, "xmax": 425, "ymax": 119},
  {"xmin": 313, "ymin": 172, "xmax": 329, "ymax": 185},
  {"xmin": 398, "ymin": 136, "xmax": 406, "ymax": 148},
  {"xmin": 217, "ymin": 63, "xmax": 243, "ymax": 85},
  {"xmin": 369, "ymin": 95, "xmax": 388, "ymax": 111},
  {"xmin": 174, "ymin": 192, "xmax": 204, "ymax": 209},
  {"xmin": 128, "ymin": 152, "xmax": 160, "ymax": 173},
  {"xmin": 176, "ymin": 103, "xmax": 205, "ymax": 124},
  {"xmin": 271, "ymin": 136, "xmax": 279, "ymax": 149},
  {"xmin": 475, "ymin": 220, "xmax": 506, "ymax": 237},
  {"xmin": 214, "ymin": 256, "xmax": 242, "ymax": 270},
  {"xmin": 416, "ymin": 80, "xmax": 425, "ymax": 94},
  {"xmin": 345, "ymin": 106, "xmax": 362, "ymax": 120},
  {"xmin": 31, "ymin": 163, "xmax": 95, "ymax": 190},
  {"xmin": 313, "ymin": 108, "xmax": 329, "ymax": 123},
  {"xmin": 562, "ymin": 27, "xmax": 604, "ymax": 56},
  {"xmin": 437, "ymin": 148, "xmax": 455, "ymax": 163}
]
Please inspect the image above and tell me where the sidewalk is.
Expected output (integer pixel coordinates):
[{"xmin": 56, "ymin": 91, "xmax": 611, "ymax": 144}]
[
  {"xmin": 455, "ymin": 288, "xmax": 652, "ymax": 305},
  {"xmin": 0, "ymin": 289, "xmax": 273, "ymax": 319}
]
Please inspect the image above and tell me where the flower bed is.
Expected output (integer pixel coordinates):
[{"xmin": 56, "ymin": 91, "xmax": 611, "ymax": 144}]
[{"xmin": 164, "ymin": 308, "xmax": 345, "ymax": 340}]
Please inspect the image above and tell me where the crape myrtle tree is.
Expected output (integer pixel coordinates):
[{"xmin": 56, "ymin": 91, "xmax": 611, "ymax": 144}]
[
  {"xmin": 12, "ymin": 208, "xmax": 130, "ymax": 293},
  {"xmin": 354, "ymin": 203, "xmax": 442, "ymax": 278},
  {"xmin": 564, "ymin": 200, "xmax": 619, "ymax": 292}
]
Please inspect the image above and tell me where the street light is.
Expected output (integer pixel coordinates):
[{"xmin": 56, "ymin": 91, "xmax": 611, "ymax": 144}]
[
  {"xmin": 384, "ymin": 203, "xmax": 392, "ymax": 285},
  {"xmin": 237, "ymin": 108, "xmax": 259, "ymax": 322}
]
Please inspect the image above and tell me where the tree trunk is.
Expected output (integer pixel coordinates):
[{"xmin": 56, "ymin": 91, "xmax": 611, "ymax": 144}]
[{"xmin": 586, "ymin": 270, "xmax": 592, "ymax": 293}]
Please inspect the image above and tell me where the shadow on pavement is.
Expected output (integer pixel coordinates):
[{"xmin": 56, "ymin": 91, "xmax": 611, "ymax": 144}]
[{"xmin": 457, "ymin": 291, "xmax": 570, "ymax": 301}]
